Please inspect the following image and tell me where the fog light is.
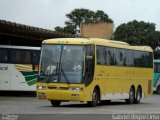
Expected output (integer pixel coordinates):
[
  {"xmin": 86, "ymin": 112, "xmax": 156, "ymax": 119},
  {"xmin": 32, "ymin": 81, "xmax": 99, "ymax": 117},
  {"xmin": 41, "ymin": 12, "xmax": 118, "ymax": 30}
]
[{"xmin": 37, "ymin": 92, "xmax": 46, "ymax": 99}]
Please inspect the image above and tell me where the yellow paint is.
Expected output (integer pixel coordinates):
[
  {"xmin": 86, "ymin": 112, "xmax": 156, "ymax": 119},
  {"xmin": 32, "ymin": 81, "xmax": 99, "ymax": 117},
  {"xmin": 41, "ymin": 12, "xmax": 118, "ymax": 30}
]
[
  {"xmin": 14, "ymin": 64, "xmax": 32, "ymax": 71},
  {"xmin": 37, "ymin": 38, "xmax": 153, "ymax": 102}
]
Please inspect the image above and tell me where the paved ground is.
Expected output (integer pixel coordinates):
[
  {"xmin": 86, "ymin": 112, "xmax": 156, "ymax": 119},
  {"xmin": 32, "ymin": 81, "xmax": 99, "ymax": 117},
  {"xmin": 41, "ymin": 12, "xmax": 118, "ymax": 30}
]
[{"xmin": 0, "ymin": 92, "xmax": 160, "ymax": 120}]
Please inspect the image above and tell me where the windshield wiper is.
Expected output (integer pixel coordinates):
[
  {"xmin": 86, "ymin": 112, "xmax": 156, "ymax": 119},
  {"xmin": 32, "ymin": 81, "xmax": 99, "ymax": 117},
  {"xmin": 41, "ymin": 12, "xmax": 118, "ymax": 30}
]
[{"xmin": 60, "ymin": 66, "xmax": 70, "ymax": 84}]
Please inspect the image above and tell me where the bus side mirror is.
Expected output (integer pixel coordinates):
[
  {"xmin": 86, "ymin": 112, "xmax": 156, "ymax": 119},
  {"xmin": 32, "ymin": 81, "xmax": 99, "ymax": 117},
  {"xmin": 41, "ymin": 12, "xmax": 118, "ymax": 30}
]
[{"xmin": 86, "ymin": 55, "xmax": 93, "ymax": 60}]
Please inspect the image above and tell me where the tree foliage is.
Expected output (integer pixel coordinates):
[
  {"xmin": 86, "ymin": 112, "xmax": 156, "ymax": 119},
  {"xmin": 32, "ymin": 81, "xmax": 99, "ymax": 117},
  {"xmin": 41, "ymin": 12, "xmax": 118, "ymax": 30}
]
[
  {"xmin": 114, "ymin": 20, "xmax": 160, "ymax": 49},
  {"xmin": 55, "ymin": 26, "xmax": 75, "ymax": 34},
  {"xmin": 54, "ymin": 8, "xmax": 113, "ymax": 35}
]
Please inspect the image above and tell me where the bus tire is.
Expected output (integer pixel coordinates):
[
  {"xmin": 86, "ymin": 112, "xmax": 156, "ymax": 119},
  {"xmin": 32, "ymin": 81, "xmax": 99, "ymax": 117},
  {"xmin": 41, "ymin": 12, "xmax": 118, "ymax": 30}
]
[
  {"xmin": 51, "ymin": 100, "xmax": 61, "ymax": 107},
  {"xmin": 156, "ymin": 85, "xmax": 160, "ymax": 94},
  {"xmin": 134, "ymin": 87, "xmax": 142, "ymax": 104},
  {"xmin": 87, "ymin": 88, "xmax": 99, "ymax": 107},
  {"xmin": 125, "ymin": 87, "xmax": 135, "ymax": 104}
]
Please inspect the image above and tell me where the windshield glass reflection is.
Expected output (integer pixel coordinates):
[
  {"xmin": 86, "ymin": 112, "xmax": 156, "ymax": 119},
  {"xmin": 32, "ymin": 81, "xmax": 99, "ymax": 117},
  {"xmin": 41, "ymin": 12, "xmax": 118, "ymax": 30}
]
[{"xmin": 38, "ymin": 44, "xmax": 85, "ymax": 84}]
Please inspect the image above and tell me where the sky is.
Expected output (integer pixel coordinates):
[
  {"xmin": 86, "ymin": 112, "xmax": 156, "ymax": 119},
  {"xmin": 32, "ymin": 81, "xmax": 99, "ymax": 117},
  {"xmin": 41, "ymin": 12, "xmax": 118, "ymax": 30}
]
[{"xmin": 0, "ymin": 0, "xmax": 160, "ymax": 31}]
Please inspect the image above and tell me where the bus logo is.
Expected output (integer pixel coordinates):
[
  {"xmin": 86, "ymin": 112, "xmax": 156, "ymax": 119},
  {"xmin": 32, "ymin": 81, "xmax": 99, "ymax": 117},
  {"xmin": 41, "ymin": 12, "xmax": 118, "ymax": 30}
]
[{"xmin": 0, "ymin": 66, "xmax": 8, "ymax": 71}]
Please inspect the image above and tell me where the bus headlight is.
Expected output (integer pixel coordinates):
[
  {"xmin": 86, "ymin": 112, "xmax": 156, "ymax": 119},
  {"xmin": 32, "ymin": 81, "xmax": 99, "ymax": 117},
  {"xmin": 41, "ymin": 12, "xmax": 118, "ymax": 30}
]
[
  {"xmin": 69, "ymin": 87, "xmax": 83, "ymax": 91},
  {"xmin": 37, "ymin": 85, "xmax": 47, "ymax": 90}
]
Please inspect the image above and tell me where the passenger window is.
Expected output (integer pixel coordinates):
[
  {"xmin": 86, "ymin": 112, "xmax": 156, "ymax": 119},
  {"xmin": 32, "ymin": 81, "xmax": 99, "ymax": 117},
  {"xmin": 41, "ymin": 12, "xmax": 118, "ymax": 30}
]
[
  {"xmin": 0, "ymin": 49, "xmax": 8, "ymax": 63},
  {"xmin": 144, "ymin": 52, "xmax": 153, "ymax": 68},
  {"xmin": 96, "ymin": 46, "xmax": 106, "ymax": 65},
  {"xmin": 107, "ymin": 48, "xmax": 116, "ymax": 65},
  {"xmin": 117, "ymin": 49, "xmax": 124, "ymax": 66},
  {"xmin": 125, "ymin": 50, "xmax": 134, "ymax": 66},
  {"xmin": 134, "ymin": 51, "xmax": 142, "ymax": 67},
  {"xmin": 10, "ymin": 50, "xmax": 31, "ymax": 64},
  {"xmin": 32, "ymin": 50, "xmax": 40, "ymax": 64},
  {"xmin": 157, "ymin": 64, "xmax": 160, "ymax": 72}
]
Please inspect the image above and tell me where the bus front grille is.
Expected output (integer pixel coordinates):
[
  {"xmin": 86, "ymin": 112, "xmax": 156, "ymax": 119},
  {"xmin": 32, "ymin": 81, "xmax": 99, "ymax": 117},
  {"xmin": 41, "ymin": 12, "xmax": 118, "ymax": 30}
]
[
  {"xmin": 47, "ymin": 86, "xmax": 57, "ymax": 89},
  {"xmin": 47, "ymin": 86, "xmax": 69, "ymax": 90}
]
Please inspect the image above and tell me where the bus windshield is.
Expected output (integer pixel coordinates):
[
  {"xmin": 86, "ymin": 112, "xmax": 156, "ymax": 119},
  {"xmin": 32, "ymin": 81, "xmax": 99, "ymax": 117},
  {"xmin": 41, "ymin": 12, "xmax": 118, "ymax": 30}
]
[{"xmin": 38, "ymin": 44, "xmax": 85, "ymax": 84}]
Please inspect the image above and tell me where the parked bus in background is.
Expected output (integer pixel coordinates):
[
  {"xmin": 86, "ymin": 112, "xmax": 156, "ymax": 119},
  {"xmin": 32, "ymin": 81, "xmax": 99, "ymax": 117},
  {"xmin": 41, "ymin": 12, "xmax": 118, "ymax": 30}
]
[
  {"xmin": 153, "ymin": 59, "xmax": 160, "ymax": 94},
  {"xmin": 0, "ymin": 45, "xmax": 40, "ymax": 91},
  {"xmin": 37, "ymin": 38, "xmax": 153, "ymax": 107}
]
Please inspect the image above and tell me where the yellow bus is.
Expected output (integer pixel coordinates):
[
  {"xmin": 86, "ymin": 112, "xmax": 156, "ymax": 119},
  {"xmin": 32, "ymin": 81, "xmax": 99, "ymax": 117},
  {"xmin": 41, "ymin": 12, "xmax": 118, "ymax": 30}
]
[{"xmin": 37, "ymin": 38, "xmax": 153, "ymax": 107}]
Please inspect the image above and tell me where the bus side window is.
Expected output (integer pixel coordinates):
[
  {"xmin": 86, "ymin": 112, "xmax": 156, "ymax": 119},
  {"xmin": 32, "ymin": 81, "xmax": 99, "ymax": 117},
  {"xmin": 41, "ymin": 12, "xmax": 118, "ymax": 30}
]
[
  {"xmin": 145, "ymin": 52, "xmax": 153, "ymax": 68},
  {"xmin": 96, "ymin": 47, "xmax": 100, "ymax": 64},
  {"xmin": 116, "ymin": 49, "xmax": 124, "ymax": 66},
  {"xmin": 107, "ymin": 47, "xmax": 115, "ymax": 65},
  {"xmin": 32, "ymin": 50, "xmax": 40, "ymax": 64},
  {"xmin": 154, "ymin": 63, "xmax": 157, "ymax": 72},
  {"xmin": 134, "ymin": 51, "xmax": 141, "ymax": 67},
  {"xmin": 0, "ymin": 49, "xmax": 8, "ymax": 63},
  {"xmin": 9, "ymin": 50, "xmax": 31, "ymax": 64},
  {"xmin": 96, "ymin": 46, "xmax": 106, "ymax": 65},
  {"xmin": 32, "ymin": 50, "xmax": 40, "ymax": 71},
  {"xmin": 157, "ymin": 64, "xmax": 160, "ymax": 73},
  {"xmin": 107, "ymin": 50, "xmax": 111, "ymax": 65},
  {"xmin": 124, "ymin": 50, "xmax": 133, "ymax": 67},
  {"xmin": 23, "ymin": 51, "xmax": 31, "ymax": 64}
]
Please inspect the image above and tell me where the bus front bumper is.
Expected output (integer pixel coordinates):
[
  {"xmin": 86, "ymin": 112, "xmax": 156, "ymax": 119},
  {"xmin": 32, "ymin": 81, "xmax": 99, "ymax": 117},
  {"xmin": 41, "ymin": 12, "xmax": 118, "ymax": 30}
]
[{"xmin": 37, "ymin": 89, "xmax": 90, "ymax": 102}]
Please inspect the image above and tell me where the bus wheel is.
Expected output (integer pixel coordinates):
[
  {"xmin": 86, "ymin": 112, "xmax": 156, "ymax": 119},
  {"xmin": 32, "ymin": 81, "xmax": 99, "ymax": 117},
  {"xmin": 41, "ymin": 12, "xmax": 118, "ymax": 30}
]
[
  {"xmin": 51, "ymin": 100, "xmax": 61, "ymax": 107},
  {"xmin": 125, "ymin": 87, "xmax": 135, "ymax": 104},
  {"xmin": 87, "ymin": 89, "xmax": 99, "ymax": 107},
  {"xmin": 156, "ymin": 85, "xmax": 160, "ymax": 94},
  {"xmin": 134, "ymin": 87, "xmax": 141, "ymax": 104}
]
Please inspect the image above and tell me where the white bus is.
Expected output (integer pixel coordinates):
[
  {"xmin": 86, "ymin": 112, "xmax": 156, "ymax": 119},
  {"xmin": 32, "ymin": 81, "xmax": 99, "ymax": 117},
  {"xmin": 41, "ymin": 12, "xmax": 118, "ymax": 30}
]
[{"xmin": 0, "ymin": 45, "xmax": 40, "ymax": 91}]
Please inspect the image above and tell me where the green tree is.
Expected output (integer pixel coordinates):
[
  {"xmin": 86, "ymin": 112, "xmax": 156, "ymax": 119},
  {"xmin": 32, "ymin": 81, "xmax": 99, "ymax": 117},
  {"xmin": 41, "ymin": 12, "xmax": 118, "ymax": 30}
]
[
  {"xmin": 54, "ymin": 8, "xmax": 113, "ymax": 35},
  {"xmin": 147, "ymin": 31, "xmax": 160, "ymax": 49},
  {"xmin": 114, "ymin": 20, "xmax": 160, "ymax": 49},
  {"xmin": 94, "ymin": 10, "xmax": 113, "ymax": 23},
  {"xmin": 55, "ymin": 26, "xmax": 75, "ymax": 34}
]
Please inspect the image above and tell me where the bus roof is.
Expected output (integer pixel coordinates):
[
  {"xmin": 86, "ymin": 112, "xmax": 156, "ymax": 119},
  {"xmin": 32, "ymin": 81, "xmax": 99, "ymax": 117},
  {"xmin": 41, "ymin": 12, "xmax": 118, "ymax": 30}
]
[
  {"xmin": 42, "ymin": 38, "xmax": 153, "ymax": 52},
  {"xmin": 0, "ymin": 45, "xmax": 41, "ymax": 50},
  {"xmin": 42, "ymin": 38, "xmax": 94, "ymax": 45}
]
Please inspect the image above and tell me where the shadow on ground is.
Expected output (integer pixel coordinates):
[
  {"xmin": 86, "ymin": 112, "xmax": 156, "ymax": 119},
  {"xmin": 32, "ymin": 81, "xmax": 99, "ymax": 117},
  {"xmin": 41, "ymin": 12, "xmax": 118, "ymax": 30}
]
[{"xmin": 0, "ymin": 91, "xmax": 36, "ymax": 97}]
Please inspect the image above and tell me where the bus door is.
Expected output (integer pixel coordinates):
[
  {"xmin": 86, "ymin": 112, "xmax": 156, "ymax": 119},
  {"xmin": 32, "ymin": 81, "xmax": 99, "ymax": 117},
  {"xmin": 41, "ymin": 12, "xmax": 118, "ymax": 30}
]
[{"xmin": 85, "ymin": 44, "xmax": 95, "ymax": 86}]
